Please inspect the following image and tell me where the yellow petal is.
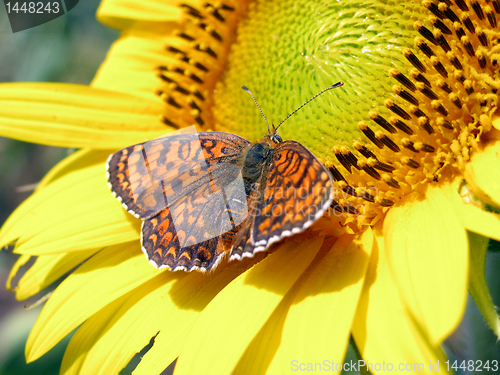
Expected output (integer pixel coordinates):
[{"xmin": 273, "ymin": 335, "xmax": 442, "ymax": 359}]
[
  {"xmin": 37, "ymin": 149, "xmax": 112, "ymax": 190},
  {"xmin": 1, "ymin": 163, "xmax": 139, "ymax": 255},
  {"xmin": 25, "ymin": 242, "xmax": 161, "ymax": 362},
  {"xmin": 0, "ymin": 83, "xmax": 168, "ymax": 149},
  {"xmin": 468, "ymin": 231, "xmax": 500, "ymax": 338},
  {"xmin": 97, "ymin": 0, "xmax": 184, "ymax": 30},
  {"xmin": 267, "ymin": 230, "xmax": 373, "ymax": 374},
  {"xmin": 353, "ymin": 225, "xmax": 450, "ymax": 375},
  {"xmin": 133, "ymin": 255, "xmax": 267, "ymax": 375},
  {"xmin": 60, "ymin": 272, "xmax": 177, "ymax": 375},
  {"xmin": 446, "ymin": 180, "xmax": 500, "ymax": 242},
  {"xmin": 60, "ymin": 296, "xmax": 129, "ymax": 375},
  {"xmin": 6, "ymin": 254, "xmax": 31, "ymax": 292},
  {"xmin": 15, "ymin": 249, "xmax": 102, "ymax": 300},
  {"xmin": 234, "ymin": 230, "xmax": 373, "ymax": 375},
  {"xmin": 0, "ymin": 151, "xmax": 117, "ymax": 249},
  {"xmin": 384, "ymin": 184, "xmax": 468, "ymax": 344},
  {"xmin": 465, "ymin": 142, "xmax": 500, "ymax": 208},
  {"xmin": 173, "ymin": 235, "xmax": 324, "ymax": 375},
  {"xmin": 233, "ymin": 292, "xmax": 292, "ymax": 374},
  {"xmin": 92, "ymin": 30, "xmax": 176, "ymax": 100}
]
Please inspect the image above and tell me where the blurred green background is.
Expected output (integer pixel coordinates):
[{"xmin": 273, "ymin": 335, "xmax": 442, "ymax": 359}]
[
  {"xmin": 0, "ymin": 1, "xmax": 499, "ymax": 375},
  {"xmin": 0, "ymin": 1, "xmax": 119, "ymax": 374}
]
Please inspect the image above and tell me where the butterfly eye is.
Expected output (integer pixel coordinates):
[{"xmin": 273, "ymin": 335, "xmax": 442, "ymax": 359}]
[{"xmin": 270, "ymin": 134, "xmax": 282, "ymax": 144}]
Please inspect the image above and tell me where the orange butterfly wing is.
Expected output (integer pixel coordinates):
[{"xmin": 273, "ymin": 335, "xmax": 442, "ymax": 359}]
[
  {"xmin": 107, "ymin": 132, "xmax": 251, "ymax": 271},
  {"xmin": 230, "ymin": 141, "xmax": 333, "ymax": 260}
]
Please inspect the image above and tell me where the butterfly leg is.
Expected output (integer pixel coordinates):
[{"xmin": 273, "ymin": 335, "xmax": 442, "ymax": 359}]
[{"xmin": 229, "ymin": 219, "xmax": 255, "ymax": 261}]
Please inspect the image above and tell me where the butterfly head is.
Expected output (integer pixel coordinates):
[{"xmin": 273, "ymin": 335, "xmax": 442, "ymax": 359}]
[{"xmin": 266, "ymin": 126, "xmax": 283, "ymax": 145}]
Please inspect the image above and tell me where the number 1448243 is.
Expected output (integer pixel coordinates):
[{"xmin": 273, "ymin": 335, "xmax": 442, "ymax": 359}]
[{"xmin": 5, "ymin": 2, "xmax": 60, "ymax": 14}]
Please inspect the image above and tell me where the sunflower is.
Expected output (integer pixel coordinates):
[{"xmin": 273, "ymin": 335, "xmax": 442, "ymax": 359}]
[{"xmin": 1, "ymin": 0, "xmax": 500, "ymax": 374}]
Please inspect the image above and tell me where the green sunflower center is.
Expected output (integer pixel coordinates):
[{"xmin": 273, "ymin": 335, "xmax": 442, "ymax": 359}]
[
  {"xmin": 213, "ymin": 0, "xmax": 429, "ymax": 159},
  {"xmin": 161, "ymin": 0, "xmax": 500, "ymax": 229}
]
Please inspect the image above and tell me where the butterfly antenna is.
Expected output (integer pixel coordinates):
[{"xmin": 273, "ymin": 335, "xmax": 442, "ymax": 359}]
[
  {"xmin": 275, "ymin": 81, "xmax": 344, "ymax": 131},
  {"xmin": 242, "ymin": 86, "xmax": 271, "ymax": 133}
]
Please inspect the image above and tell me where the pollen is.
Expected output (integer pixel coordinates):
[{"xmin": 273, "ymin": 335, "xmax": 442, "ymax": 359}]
[
  {"xmin": 155, "ymin": 1, "xmax": 250, "ymax": 130},
  {"xmin": 326, "ymin": 0, "xmax": 500, "ymax": 229}
]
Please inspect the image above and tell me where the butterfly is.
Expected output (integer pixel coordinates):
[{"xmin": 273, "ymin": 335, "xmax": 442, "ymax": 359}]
[{"xmin": 107, "ymin": 82, "xmax": 343, "ymax": 272}]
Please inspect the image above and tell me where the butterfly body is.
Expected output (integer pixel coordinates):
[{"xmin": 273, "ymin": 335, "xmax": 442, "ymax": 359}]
[{"xmin": 242, "ymin": 133, "xmax": 281, "ymax": 188}]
